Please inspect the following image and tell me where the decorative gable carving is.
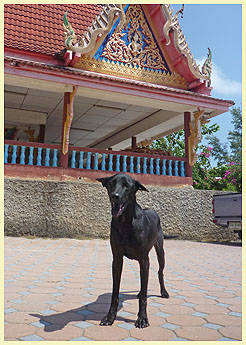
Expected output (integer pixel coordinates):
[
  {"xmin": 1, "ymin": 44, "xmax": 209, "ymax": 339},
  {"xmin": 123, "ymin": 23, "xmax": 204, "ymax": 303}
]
[{"xmin": 74, "ymin": 5, "xmax": 188, "ymax": 89}]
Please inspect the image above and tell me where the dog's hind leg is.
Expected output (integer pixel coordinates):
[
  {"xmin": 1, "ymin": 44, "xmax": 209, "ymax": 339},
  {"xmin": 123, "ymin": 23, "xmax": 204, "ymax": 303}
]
[{"xmin": 154, "ymin": 232, "xmax": 169, "ymax": 298}]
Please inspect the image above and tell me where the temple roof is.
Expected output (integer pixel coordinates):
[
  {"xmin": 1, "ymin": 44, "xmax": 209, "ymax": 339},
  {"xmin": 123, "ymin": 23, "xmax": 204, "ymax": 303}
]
[
  {"xmin": 4, "ymin": 4, "xmax": 212, "ymax": 94},
  {"xmin": 4, "ymin": 4, "xmax": 102, "ymax": 55}
]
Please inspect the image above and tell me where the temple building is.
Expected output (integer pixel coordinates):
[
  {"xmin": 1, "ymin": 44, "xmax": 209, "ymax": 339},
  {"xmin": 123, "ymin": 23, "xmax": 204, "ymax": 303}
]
[{"xmin": 4, "ymin": 4, "xmax": 234, "ymax": 186}]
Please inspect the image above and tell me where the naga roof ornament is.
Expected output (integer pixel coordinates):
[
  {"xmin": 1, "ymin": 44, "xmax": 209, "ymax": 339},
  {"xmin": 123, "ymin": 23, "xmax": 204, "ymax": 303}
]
[
  {"xmin": 162, "ymin": 4, "xmax": 212, "ymax": 85},
  {"xmin": 63, "ymin": 4, "xmax": 126, "ymax": 55}
]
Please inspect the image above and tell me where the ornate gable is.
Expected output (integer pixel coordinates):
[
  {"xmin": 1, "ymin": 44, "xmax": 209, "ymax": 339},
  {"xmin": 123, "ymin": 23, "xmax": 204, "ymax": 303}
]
[{"xmin": 70, "ymin": 5, "xmax": 188, "ymax": 89}]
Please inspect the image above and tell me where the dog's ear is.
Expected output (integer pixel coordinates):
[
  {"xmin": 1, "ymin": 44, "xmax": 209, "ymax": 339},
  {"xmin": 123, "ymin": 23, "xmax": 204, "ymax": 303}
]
[
  {"xmin": 97, "ymin": 177, "xmax": 111, "ymax": 188},
  {"xmin": 135, "ymin": 180, "xmax": 149, "ymax": 192}
]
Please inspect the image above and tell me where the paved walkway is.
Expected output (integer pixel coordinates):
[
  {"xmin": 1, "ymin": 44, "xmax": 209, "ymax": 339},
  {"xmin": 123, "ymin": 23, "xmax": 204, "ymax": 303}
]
[{"xmin": 4, "ymin": 237, "xmax": 242, "ymax": 341}]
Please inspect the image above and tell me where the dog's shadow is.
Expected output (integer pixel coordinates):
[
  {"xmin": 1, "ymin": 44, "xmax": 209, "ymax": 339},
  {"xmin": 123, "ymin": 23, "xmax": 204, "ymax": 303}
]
[{"xmin": 30, "ymin": 291, "xmax": 158, "ymax": 332}]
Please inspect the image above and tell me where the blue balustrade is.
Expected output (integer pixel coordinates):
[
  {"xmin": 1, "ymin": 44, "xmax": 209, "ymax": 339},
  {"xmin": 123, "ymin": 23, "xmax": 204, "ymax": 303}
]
[
  {"xmin": 37, "ymin": 147, "xmax": 42, "ymax": 166},
  {"xmin": 4, "ymin": 141, "xmax": 187, "ymax": 180},
  {"xmin": 149, "ymin": 158, "xmax": 154, "ymax": 174},
  {"xmin": 45, "ymin": 148, "xmax": 50, "ymax": 167},
  {"xmin": 162, "ymin": 159, "xmax": 166, "ymax": 175},
  {"xmin": 136, "ymin": 156, "xmax": 141, "ymax": 173},
  {"xmin": 108, "ymin": 154, "xmax": 113, "ymax": 171},
  {"xmin": 123, "ymin": 155, "xmax": 127, "ymax": 172},
  {"xmin": 143, "ymin": 157, "xmax": 147, "ymax": 174},
  {"xmin": 130, "ymin": 156, "xmax": 134, "ymax": 173},
  {"xmin": 4, "ymin": 144, "xmax": 9, "ymax": 164},
  {"xmin": 156, "ymin": 158, "xmax": 160, "ymax": 175},
  {"xmin": 94, "ymin": 152, "xmax": 99, "ymax": 170},
  {"xmin": 71, "ymin": 150, "xmax": 76, "ymax": 168},
  {"xmin": 174, "ymin": 160, "xmax": 179, "ymax": 176},
  {"xmin": 53, "ymin": 149, "xmax": 58, "ymax": 167},
  {"xmin": 116, "ymin": 154, "xmax": 120, "ymax": 172},
  {"xmin": 79, "ymin": 151, "xmax": 84, "ymax": 169},
  {"xmin": 20, "ymin": 146, "xmax": 26, "ymax": 165},
  {"xmin": 101, "ymin": 153, "xmax": 106, "ymax": 171},
  {"xmin": 28, "ymin": 147, "xmax": 34, "ymax": 166},
  {"xmin": 11, "ymin": 145, "xmax": 17, "ymax": 164},
  {"xmin": 168, "ymin": 160, "xmax": 172, "ymax": 176},
  {"xmin": 180, "ymin": 161, "xmax": 185, "ymax": 177},
  {"xmin": 86, "ymin": 152, "xmax": 91, "ymax": 169}
]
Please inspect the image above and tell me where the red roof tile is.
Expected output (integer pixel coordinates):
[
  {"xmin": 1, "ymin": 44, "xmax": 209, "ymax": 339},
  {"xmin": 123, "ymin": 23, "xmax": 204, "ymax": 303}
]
[{"xmin": 4, "ymin": 4, "xmax": 102, "ymax": 56}]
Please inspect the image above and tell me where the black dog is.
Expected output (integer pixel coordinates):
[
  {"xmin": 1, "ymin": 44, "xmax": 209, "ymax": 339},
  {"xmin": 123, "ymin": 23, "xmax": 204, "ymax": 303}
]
[{"xmin": 97, "ymin": 173, "xmax": 169, "ymax": 328}]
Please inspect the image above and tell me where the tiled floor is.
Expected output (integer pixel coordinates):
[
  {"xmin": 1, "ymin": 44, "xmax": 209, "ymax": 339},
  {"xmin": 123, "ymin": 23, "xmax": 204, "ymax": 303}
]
[{"xmin": 4, "ymin": 237, "xmax": 242, "ymax": 341}]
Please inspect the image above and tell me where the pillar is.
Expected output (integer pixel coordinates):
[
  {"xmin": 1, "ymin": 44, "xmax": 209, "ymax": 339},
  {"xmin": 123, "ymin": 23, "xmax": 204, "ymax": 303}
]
[{"xmin": 184, "ymin": 111, "xmax": 193, "ymax": 178}]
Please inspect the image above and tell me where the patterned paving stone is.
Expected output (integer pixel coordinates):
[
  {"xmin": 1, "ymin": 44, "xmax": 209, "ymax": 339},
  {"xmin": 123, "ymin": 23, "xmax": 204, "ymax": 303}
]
[
  {"xmin": 4, "ymin": 237, "xmax": 242, "ymax": 341},
  {"xmin": 84, "ymin": 325, "xmax": 129, "ymax": 340},
  {"xmin": 73, "ymin": 321, "xmax": 94, "ymax": 329},
  {"xmin": 176, "ymin": 326, "xmax": 221, "ymax": 340},
  {"xmin": 5, "ymin": 324, "xmax": 37, "ymax": 340},
  {"xmin": 20, "ymin": 334, "xmax": 44, "ymax": 341},
  {"xmin": 130, "ymin": 325, "xmax": 175, "ymax": 341},
  {"xmin": 167, "ymin": 314, "xmax": 205, "ymax": 326},
  {"xmin": 219, "ymin": 326, "xmax": 242, "ymax": 340},
  {"xmin": 36, "ymin": 325, "xmax": 83, "ymax": 341}
]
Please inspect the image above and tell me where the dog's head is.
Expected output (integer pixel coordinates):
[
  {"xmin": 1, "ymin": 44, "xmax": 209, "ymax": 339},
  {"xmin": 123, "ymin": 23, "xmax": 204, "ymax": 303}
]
[{"xmin": 97, "ymin": 174, "xmax": 148, "ymax": 218}]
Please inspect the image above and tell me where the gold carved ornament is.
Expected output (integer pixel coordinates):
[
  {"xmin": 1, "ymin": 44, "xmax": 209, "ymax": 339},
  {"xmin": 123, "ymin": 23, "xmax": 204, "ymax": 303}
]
[
  {"xmin": 63, "ymin": 5, "xmax": 126, "ymax": 55},
  {"xmin": 188, "ymin": 108, "xmax": 210, "ymax": 166},
  {"xmin": 62, "ymin": 86, "xmax": 77, "ymax": 155},
  {"xmin": 74, "ymin": 5, "xmax": 188, "ymax": 89}
]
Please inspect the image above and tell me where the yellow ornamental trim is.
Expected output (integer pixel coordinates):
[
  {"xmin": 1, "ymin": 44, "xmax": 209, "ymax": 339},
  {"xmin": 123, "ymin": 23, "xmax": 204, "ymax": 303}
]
[{"xmin": 75, "ymin": 55, "xmax": 188, "ymax": 89}]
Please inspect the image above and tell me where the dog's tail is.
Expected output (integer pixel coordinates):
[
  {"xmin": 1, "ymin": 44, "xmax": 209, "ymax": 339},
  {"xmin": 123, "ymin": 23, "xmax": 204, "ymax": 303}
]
[{"xmin": 163, "ymin": 234, "xmax": 179, "ymax": 239}]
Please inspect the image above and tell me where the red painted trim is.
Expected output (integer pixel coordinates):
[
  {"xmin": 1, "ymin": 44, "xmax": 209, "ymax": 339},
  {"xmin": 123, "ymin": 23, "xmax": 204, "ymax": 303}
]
[
  {"xmin": 142, "ymin": 5, "xmax": 210, "ymax": 94},
  {"xmin": 5, "ymin": 140, "xmax": 60, "ymax": 149},
  {"xmin": 4, "ymin": 60, "xmax": 234, "ymax": 112},
  {"xmin": 4, "ymin": 47, "xmax": 63, "ymax": 65},
  {"xmin": 5, "ymin": 164, "xmax": 193, "ymax": 186},
  {"xmin": 184, "ymin": 112, "xmax": 193, "ymax": 178}
]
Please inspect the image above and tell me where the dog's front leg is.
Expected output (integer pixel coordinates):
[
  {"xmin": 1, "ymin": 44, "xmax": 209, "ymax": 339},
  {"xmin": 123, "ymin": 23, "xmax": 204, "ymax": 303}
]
[
  {"xmin": 135, "ymin": 257, "xmax": 150, "ymax": 328},
  {"xmin": 100, "ymin": 256, "xmax": 123, "ymax": 326}
]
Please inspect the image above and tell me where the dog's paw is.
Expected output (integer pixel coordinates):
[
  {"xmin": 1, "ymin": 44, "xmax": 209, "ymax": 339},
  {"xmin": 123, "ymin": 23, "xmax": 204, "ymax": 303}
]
[
  {"xmin": 135, "ymin": 317, "xmax": 149, "ymax": 328},
  {"xmin": 161, "ymin": 289, "xmax": 170, "ymax": 298},
  {"xmin": 100, "ymin": 315, "xmax": 114, "ymax": 326}
]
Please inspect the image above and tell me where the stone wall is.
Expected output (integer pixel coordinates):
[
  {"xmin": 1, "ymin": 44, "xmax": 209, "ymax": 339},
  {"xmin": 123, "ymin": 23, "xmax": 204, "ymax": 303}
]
[{"xmin": 4, "ymin": 177, "xmax": 236, "ymax": 242}]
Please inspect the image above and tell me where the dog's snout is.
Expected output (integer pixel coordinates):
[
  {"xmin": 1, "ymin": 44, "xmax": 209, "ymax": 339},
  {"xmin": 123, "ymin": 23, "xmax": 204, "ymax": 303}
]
[{"xmin": 112, "ymin": 193, "xmax": 120, "ymax": 200}]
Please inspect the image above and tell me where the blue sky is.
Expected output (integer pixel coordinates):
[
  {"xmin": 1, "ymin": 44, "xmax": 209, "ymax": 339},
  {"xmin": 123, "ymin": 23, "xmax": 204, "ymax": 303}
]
[{"xmin": 171, "ymin": 4, "xmax": 242, "ymax": 160}]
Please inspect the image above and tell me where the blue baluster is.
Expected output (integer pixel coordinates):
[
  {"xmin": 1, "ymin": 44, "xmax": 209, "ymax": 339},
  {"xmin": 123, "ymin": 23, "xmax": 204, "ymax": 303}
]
[
  {"xmin": 174, "ymin": 160, "xmax": 179, "ymax": 176},
  {"xmin": 136, "ymin": 156, "xmax": 141, "ymax": 173},
  {"xmin": 101, "ymin": 153, "xmax": 106, "ymax": 171},
  {"xmin": 116, "ymin": 154, "xmax": 120, "ymax": 172},
  {"xmin": 28, "ymin": 147, "xmax": 34, "ymax": 166},
  {"xmin": 11, "ymin": 145, "xmax": 18, "ymax": 164},
  {"xmin": 71, "ymin": 150, "xmax": 76, "ymax": 168},
  {"xmin": 86, "ymin": 152, "xmax": 91, "ymax": 169},
  {"xmin": 108, "ymin": 154, "xmax": 113, "ymax": 171},
  {"xmin": 162, "ymin": 159, "xmax": 166, "ymax": 175},
  {"xmin": 37, "ymin": 147, "xmax": 42, "ymax": 166},
  {"xmin": 180, "ymin": 161, "xmax": 185, "ymax": 177},
  {"xmin": 123, "ymin": 155, "xmax": 127, "ymax": 172},
  {"xmin": 4, "ymin": 144, "xmax": 9, "ymax": 164},
  {"xmin": 150, "ymin": 158, "xmax": 154, "ymax": 174},
  {"xmin": 79, "ymin": 151, "xmax": 84, "ymax": 169},
  {"xmin": 53, "ymin": 149, "xmax": 58, "ymax": 167},
  {"xmin": 143, "ymin": 157, "xmax": 147, "ymax": 174},
  {"xmin": 130, "ymin": 156, "xmax": 134, "ymax": 173},
  {"xmin": 168, "ymin": 160, "xmax": 172, "ymax": 176},
  {"xmin": 20, "ymin": 146, "xmax": 26, "ymax": 165},
  {"xmin": 94, "ymin": 152, "xmax": 99, "ymax": 170},
  {"xmin": 45, "ymin": 148, "xmax": 50, "ymax": 167},
  {"xmin": 156, "ymin": 158, "xmax": 160, "ymax": 175}
]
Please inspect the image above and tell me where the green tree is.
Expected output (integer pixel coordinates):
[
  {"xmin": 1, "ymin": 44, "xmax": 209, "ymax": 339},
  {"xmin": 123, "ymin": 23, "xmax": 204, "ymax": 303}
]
[{"xmin": 207, "ymin": 107, "xmax": 242, "ymax": 165}]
